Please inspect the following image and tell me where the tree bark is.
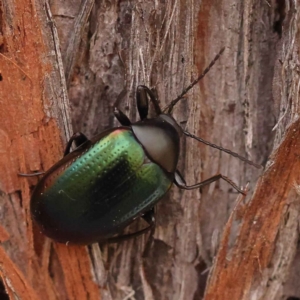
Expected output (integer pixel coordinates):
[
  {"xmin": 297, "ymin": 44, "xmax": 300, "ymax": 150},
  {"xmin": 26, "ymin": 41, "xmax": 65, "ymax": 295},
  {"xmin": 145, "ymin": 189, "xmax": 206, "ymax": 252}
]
[
  {"xmin": 1, "ymin": 0, "xmax": 299, "ymax": 300},
  {"xmin": 0, "ymin": 0, "xmax": 101, "ymax": 299}
]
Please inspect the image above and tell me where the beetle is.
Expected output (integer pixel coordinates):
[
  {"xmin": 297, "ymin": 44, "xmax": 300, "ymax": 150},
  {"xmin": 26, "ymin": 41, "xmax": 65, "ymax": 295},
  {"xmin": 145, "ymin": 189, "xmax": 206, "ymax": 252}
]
[{"xmin": 20, "ymin": 48, "xmax": 261, "ymax": 245}]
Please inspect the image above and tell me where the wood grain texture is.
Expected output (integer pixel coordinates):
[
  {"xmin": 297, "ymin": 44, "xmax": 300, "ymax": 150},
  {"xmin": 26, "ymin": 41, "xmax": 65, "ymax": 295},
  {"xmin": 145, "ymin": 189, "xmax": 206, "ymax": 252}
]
[
  {"xmin": 0, "ymin": 0, "xmax": 100, "ymax": 299},
  {"xmin": 205, "ymin": 1, "xmax": 300, "ymax": 299},
  {"xmin": 1, "ymin": 0, "xmax": 299, "ymax": 299}
]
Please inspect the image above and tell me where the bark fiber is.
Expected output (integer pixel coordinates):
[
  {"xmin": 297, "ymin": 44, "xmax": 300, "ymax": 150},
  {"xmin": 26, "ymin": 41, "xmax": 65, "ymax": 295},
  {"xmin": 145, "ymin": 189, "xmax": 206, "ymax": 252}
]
[{"xmin": 0, "ymin": 0, "xmax": 299, "ymax": 299}]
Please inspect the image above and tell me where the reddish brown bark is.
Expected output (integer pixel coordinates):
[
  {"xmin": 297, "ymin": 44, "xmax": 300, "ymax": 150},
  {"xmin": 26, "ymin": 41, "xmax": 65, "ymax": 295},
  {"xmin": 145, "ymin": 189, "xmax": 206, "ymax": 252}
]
[
  {"xmin": 0, "ymin": 0, "xmax": 100, "ymax": 299},
  {"xmin": 206, "ymin": 121, "xmax": 300, "ymax": 299},
  {"xmin": 1, "ymin": 0, "xmax": 299, "ymax": 299}
]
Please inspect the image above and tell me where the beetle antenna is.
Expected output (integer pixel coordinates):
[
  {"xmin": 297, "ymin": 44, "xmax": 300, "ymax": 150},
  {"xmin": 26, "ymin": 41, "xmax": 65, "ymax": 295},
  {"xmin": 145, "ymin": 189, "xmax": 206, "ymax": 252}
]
[
  {"xmin": 164, "ymin": 47, "xmax": 225, "ymax": 114},
  {"xmin": 183, "ymin": 130, "xmax": 262, "ymax": 169}
]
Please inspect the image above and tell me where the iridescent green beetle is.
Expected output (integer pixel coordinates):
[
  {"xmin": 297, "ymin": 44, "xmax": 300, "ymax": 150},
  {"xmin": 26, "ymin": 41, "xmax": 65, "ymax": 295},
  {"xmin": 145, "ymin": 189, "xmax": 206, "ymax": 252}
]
[{"xmin": 22, "ymin": 49, "xmax": 260, "ymax": 244}]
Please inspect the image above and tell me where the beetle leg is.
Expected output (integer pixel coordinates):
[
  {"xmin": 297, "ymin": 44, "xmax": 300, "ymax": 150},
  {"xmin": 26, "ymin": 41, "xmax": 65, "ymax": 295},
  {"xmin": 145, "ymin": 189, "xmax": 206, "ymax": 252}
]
[
  {"xmin": 136, "ymin": 85, "xmax": 149, "ymax": 120},
  {"xmin": 104, "ymin": 208, "xmax": 156, "ymax": 244},
  {"xmin": 113, "ymin": 107, "xmax": 131, "ymax": 126},
  {"xmin": 141, "ymin": 207, "xmax": 156, "ymax": 257},
  {"xmin": 174, "ymin": 169, "xmax": 186, "ymax": 184},
  {"xmin": 136, "ymin": 85, "xmax": 162, "ymax": 119},
  {"xmin": 174, "ymin": 170, "xmax": 246, "ymax": 195},
  {"xmin": 18, "ymin": 171, "xmax": 45, "ymax": 177},
  {"xmin": 64, "ymin": 132, "xmax": 89, "ymax": 156}
]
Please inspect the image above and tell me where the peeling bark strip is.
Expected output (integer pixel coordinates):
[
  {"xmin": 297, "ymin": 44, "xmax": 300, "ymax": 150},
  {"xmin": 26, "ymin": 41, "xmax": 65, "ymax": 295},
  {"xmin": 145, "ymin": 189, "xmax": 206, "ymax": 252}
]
[
  {"xmin": 0, "ymin": 0, "xmax": 101, "ymax": 299},
  {"xmin": 205, "ymin": 121, "xmax": 300, "ymax": 299}
]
